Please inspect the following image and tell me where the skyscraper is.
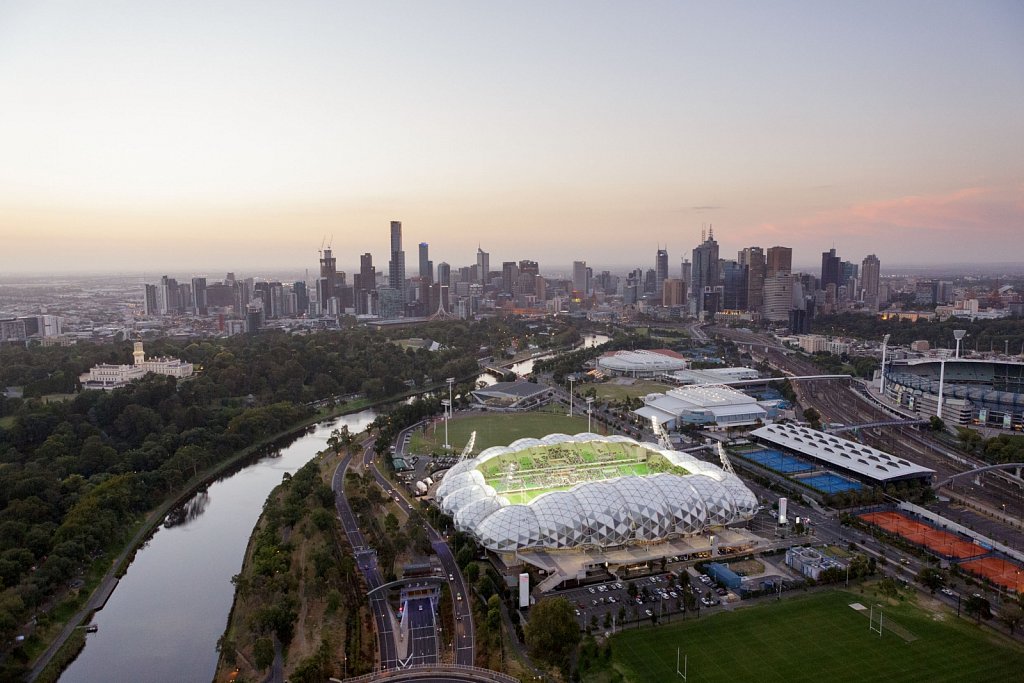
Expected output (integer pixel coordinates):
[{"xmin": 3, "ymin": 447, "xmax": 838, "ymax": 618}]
[
  {"xmin": 722, "ymin": 260, "xmax": 747, "ymax": 311},
  {"xmin": 419, "ymin": 242, "xmax": 432, "ymax": 283},
  {"xmin": 437, "ymin": 261, "xmax": 451, "ymax": 287},
  {"xmin": 501, "ymin": 262, "xmax": 519, "ymax": 294},
  {"xmin": 191, "ymin": 277, "xmax": 208, "ymax": 315},
  {"xmin": 766, "ymin": 246, "xmax": 792, "ymax": 277},
  {"xmin": 820, "ymin": 248, "xmax": 841, "ymax": 290},
  {"xmin": 655, "ymin": 248, "xmax": 669, "ymax": 295},
  {"xmin": 476, "ymin": 247, "xmax": 490, "ymax": 285},
  {"xmin": 388, "ymin": 221, "xmax": 406, "ymax": 310},
  {"xmin": 691, "ymin": 228, "xmax": 720, "ymax": 315},
  {"xmin": 763, "ymin": 272, "xmax": 794, "ymax": 323},
  {"xmin": 738, "ymin": 247, "xmax": 765, "ymax": 313},
  {"xmin": 861, "ymin": 254, "xmax": 880, "ymax": 309},
  {"xmin": 572, "ymin": 261, "xmax": 589, "ymax": 295},
  {"xmin": 320, "ymin": 247, "xmax": 339, "ymax": 298}
]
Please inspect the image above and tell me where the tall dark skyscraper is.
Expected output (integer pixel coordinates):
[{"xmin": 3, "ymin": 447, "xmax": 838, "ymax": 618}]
[
  {"xmin": 820, "ymin": 248, "xmax": 841, "ymax": 290},
  {"xmin": 190, "ymin": 277, "xmax": 207, "ymax": 315},
  {"xmin": 722, "ymin": 260, "xmax": 747, "ymax": 310},
  {"xmin": 320, "ymin": 248, "xmax": 338, "ymax": 296},
  {"xmin": 436, "ymin": 261, "xmax": 451, "ymax": 287},
  {"xmin": 388, "ymin": 221, "xmax": 406, "ymax": 309},
  {"xmin": 738, "ymin": 247, "xmax": 765, "ymax": 313},
  {"xmin": 861, "ymin": 254, "xmax": 880, "ymax": 308},
  {"xmin": 418, "ymin": 242, "xmax": 432, "ymax": 283},
  {"xmin": 476, "ymin": 247, "xmax": 490, "ymax": 285},
  {"xmin": 501, "ymin": 261, "xmax": 519, "ymax": 294},
  {"xmin": 655, "ymin": 248, "xmax": 669, "ymax": 295},
  {"xmin": 293, "ymin": 281, "xmax": 308, "ymax": 314},
  {"xmin": 691, "ymin": 228, "xmax": 720, "ymax": 315}
]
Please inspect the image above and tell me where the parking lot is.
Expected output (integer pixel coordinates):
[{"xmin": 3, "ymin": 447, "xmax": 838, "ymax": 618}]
[{"xmin": 553, "ymin": 570, "xmax": 730, "ymax": 631}]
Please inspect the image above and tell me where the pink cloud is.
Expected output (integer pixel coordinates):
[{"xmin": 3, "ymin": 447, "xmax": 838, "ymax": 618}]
[{"xmin": 796, "ymin": 186, "xmax": 1023, "ymax": 238}]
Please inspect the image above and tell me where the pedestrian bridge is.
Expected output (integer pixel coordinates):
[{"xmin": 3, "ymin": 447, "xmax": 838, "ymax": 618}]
[{"xmin": 827, "ymin": 418, "xmax": 929, "ymax": 433}]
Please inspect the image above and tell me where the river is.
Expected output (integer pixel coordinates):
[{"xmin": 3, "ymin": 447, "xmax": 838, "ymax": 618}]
[{"xmin": 59, "ymin": 409, "xmax": 378, "ymax": 683}]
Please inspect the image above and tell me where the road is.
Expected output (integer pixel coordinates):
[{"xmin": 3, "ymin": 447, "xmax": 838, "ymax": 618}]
[
  {"xmin": 331, "ymin": 442, "xmax": 399, "ymax": 671},
  {"xmin": 405, "ymin": 597, "xmax": 439, "ymax": 667},
  {"xmin": 389, "ymin": 424, "xmax": 477, "ymax": 667}
]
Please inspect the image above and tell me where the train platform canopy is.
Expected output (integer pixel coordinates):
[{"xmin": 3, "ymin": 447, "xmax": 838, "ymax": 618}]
[{"xmin": 750, "ymin": 423, "xmax": 935, "ymax": 484}]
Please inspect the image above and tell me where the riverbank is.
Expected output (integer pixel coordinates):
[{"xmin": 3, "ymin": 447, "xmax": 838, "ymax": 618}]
[{"xmin": 30, "ymin": 396, "xmax": 391, "ymax": 682}]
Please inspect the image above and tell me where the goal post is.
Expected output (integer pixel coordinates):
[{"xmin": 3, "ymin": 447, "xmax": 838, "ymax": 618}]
[{"xmin": 869, "ymin": 604, "xmax": 883, "ymax": 637}]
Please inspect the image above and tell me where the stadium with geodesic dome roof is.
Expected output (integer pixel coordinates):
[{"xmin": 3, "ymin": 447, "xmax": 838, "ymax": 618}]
[{"xmin": 434, "ymin": 433, "xmax": 757, "ymax": 552}]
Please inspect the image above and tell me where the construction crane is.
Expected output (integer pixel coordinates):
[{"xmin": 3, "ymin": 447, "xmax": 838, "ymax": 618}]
[{"xmin": 458, "ymin": 431, "xmax": 477, "ymax": 462}]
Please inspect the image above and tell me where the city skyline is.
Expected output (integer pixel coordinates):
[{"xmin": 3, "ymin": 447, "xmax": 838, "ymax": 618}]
[{"xmin": 1, "ymin": 2, "xmax": 1022, "ymax": 272}]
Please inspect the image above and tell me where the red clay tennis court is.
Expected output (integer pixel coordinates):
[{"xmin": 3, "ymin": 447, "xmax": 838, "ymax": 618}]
[
  {"xmin": 961, "ymin": 557, "xmax": 1024, "ymax": 593},
  {"xmin": 859, "ymin": 511, "xmax": 984, "ymax": 559}
]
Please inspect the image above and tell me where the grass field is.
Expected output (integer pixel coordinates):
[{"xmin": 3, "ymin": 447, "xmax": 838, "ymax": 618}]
[
  {"xmin": 408, "ymin": 411, "xmax": 591, "ymax": 454},
  {"xmin": 611, "ymin": 590, "xmax": 1024, "ymax": 683},
  {"xmin": 591, "ymin": 380, "xmax": 673, "ymax": 403},
  {"xmin": 0, "ymin": 415, "xmax": 14, "ymax": 430}
]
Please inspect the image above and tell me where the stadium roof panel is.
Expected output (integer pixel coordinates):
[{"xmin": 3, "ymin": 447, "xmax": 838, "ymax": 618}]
[{"xmin": 750, "ymin": 423, "xmax": 935, "ymax": 483}]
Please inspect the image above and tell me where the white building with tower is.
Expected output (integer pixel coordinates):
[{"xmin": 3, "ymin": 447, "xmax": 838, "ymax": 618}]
[{"xmin": 80, "ymin": 342, "xmax": 193, "ymax": 390}]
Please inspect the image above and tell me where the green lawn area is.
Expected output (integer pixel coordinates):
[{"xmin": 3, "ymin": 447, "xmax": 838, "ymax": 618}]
[
  {"xmin": 611, "ymin": 590, "xmax": 1024, "ymax": 683},
  {"xmin": 408, "ymin": 411, "xmax": 592, "ymax": 454},
  {"xmin": 0, "ymin": 415, "xmax": 14, "ymax": 430},
  {"xmin": 591, "ymin": 380, "xmax": 673, "ymax": 403}
]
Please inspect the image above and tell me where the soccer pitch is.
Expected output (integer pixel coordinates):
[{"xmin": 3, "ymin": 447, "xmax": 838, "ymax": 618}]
[
  {"xmin": 408, "ymin": 411, "xmax": 590, "ymax": 453},
  {"xmin": 611, "ymin": 590, "xmax": 1024, "ymax": 682}
]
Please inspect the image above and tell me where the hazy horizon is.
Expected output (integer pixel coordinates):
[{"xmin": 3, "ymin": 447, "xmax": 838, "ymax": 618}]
[{"xmin": 1, "ymin": 2, "xmax": 1022, "ymax": 273}]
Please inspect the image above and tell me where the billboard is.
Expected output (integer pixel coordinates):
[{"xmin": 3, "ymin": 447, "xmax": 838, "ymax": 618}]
[
  {"xmin": 778, "ymin": 497, "xmax": 788, "ymax": 525},
  {"xmin": 518, "ymin": 573, "xmax": 530, "ymax": 608}
]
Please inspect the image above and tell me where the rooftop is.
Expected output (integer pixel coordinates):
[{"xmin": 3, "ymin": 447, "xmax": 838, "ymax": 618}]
[{"xmin": 750, "ymin": 423, "xmax": 935, "ymax": 483}]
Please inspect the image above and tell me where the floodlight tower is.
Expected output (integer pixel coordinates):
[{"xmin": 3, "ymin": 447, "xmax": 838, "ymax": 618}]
[
  {"xmin": 567, "ymin": 376, "xmax": 576, "ymax": 416},
  {"xmin": 936, "ymin": 350, "xmax": 952, "ymax": 420},
  {"xmin": 441, "ymin": 399, "xmax": 451, "ymax": 450},
  {"xmin": 953, "ymin": 329, "xmax": 967, "ymax": 359},
  {"xmin": 446, "ymin": 377, "xmax": 455, "ymax": 418},
  {"xmin": 586, "ymin": 397, "xmax": 595, "ymax": 432},
  {"xmin": 879, "ymin": 334, "xmax": 891, "ymax": 395}
]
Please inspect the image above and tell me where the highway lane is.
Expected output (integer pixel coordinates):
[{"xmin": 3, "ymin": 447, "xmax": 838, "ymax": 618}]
[
  {"xmin": 406, "ymin": 597, "xmax": 439, "ymax": 667},
  {"xmin": 388, "ymin": 423, "xmax": 477, "ymax": 666},
  {"xmin": 332, "ymin": 443, "xmax": 399, "ymax": 671}
]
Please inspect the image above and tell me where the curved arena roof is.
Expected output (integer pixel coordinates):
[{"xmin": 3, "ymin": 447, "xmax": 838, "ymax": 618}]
[
  {"xmin": 435, "ymin": 433, "xmax": 757, "ymax": 552},
  {"xmin": 596, "ymin": 349, "xmax": 688, "ymax": 374}
]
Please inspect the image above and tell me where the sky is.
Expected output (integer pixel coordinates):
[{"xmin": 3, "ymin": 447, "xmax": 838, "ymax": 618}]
[{"xmin": 1, "ymin": 1, "xmax": 1022, "ymax": 275}]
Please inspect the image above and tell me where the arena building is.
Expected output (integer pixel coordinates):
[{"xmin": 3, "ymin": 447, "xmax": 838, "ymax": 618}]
[
  {"xmin": 596, "ymin": 349, "xmax": 687, "ymax": 377},
  {"xmin": 884, "ymin": 357, "xmax": 1024, "ymax": 429},
  {"xmin": 435, "ymin": 433, "xmax": 757, "ymax": 556},
  {"xmin": 634, "ymin": 385, "xmax": 771, "ymax": 429}
]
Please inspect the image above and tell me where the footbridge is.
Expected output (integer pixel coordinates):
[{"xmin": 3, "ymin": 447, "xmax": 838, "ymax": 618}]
[
  {"xmin": 827, "ymin": 418, "xmax": 930, "ymax": 434},
  {"xmin": 935, "ymin": 463, "xmax": 1024, "ymax": 489}
]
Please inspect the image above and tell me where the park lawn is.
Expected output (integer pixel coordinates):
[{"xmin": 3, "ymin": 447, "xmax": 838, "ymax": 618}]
[
  {"xmin": 409, "ymin": 411, "xmax": 592, "ymax": 454},
  {"xmin": 611, "ymin": 589, "xmax": 1024, "ymax": 683},
  {"xmin": 591, "ymin": 381, "xmax": 673, "ymax": 403},
  {"xmin": 0, "ymin": 415, "xmax": 15, "ymax": 430}
]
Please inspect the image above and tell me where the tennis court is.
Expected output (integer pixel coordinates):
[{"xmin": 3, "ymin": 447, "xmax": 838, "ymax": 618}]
[
  {"xmin": 859, "ymin": 511, "xmax": 984, "ymax": 559},
  {"xmin": 798, "ymin": 472, "xmax": 863, "ymax": 494},
  {"xmin": 960, "ymin": 556, "xmax": 1024, "ymax": 593},
  {"xmin": 741, "ymin": 448, "xmax": 814, "ymax": 474}
]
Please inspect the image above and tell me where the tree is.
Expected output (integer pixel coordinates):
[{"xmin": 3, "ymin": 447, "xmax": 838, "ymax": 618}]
[
  {"xmin": 929, "ymin": 415, "xmax": 945, "ymax": 432},
  {"xmin": 916, "ymin": 567, "xmax": 945, "ymax": 593},
  {"xmin": 524, "ymin": 597, "xmax": 581, "ymax": 668},
  {"xmin": 803, "ymin": 407, "xmax": 821, "ymax": 430},
  {"xmin": 965, "ymin": 595, "xmax": 992, "ymax": 623},
  {"xmin": 998, "ymin": 603, "xmax": 1024, "ymax": 635},
  {"xmin": 603, "ymin": 612, "xmax": 612, "ymax": 629},
  {"xmin": 254, "ymin": 637, "xmax": 275, "ymax": 670}
]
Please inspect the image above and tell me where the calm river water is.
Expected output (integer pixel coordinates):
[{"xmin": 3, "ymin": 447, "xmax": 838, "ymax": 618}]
[{"xmin": 59, "ymin": 410, "xmax": 378, "ymax": 683}]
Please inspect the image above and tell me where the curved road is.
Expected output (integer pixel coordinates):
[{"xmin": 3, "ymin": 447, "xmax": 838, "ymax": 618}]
[
  {"xmin": 372, "ymin": 427, "xmax": 476, "ymax": 667},
  {"xmin": 332, "ymin": 442, "xmax": 399, "ymax": 671}
]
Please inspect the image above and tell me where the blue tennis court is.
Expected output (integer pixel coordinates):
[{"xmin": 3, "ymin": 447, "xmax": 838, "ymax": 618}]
[
  {"xmin": 798, "ymin": 473, "xmax": 863, "ymax": 494},
  {"xmin": 742, "ymin": 449, "xmax": 814, "ymax": 474}
]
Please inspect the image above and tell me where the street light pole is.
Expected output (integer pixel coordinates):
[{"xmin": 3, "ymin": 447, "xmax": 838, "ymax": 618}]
[{"xmin": 587, "ymin": 397, "xmax": 594, "ymax": 432}]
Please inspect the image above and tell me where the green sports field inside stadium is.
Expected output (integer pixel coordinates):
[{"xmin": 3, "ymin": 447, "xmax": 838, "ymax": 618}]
[{"xmin": 610, "ymin": 589, "xmax": 1024, "ymax": 682}]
